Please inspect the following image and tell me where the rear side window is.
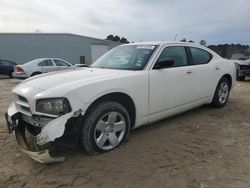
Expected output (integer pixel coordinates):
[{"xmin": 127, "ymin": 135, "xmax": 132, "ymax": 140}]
[
  {"xmin": 157, "ymin": 46, "xmax": 188, "ymax": 67},
  {"xmin": 43, "ymin": 60, "xmax": 53, "ymax": 66},
  {"xmin": 38, "ymin": 62, "xmax": 43, "ymax": 66},
  {"xmin": 189, "ymin": 47, "xmax": 212, "ymax": 65}
]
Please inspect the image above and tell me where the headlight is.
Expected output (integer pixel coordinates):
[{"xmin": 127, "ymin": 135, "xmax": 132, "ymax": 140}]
[{"xmin": 36, "ymin": 98, "xmax": 71, "ymax": 116}]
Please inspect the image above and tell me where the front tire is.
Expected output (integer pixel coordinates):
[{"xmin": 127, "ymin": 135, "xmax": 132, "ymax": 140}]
[
  {"xmin": 81, "ymin": 101, "xmax": 131, "ymax": 155},
  {"xmin": 211, "ymin": 77, "xmax": 230, "ymax": 108}
]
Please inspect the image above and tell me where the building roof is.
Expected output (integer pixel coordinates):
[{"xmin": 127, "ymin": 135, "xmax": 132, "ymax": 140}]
[{"xmin": 0, "ymin": 32, "xmax": 121, "ymax": 45}]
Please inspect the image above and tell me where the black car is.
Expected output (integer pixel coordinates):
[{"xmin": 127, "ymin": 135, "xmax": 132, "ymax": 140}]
[
  {"xmin": 0, "ymin": 60, "xmax": 17, "ymax": 78},
  {"xmin": 235, "ymin": 59, "xmax": 250, "ymax": 81}
]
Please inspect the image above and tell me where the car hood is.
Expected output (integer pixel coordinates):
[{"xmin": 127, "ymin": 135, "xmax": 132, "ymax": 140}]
[
  {"xmin": 19, "ymin": 68, "xmax": 134, "ymax": 90},
  {"xmin": 235, "ymin": 60, "xmax": 250, "ymax": 65}
]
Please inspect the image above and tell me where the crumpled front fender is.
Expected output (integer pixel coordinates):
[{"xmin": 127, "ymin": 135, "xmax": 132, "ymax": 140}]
[{"xmin": 36, "ymin": 112, "xmax": 75, "ymax": 145}]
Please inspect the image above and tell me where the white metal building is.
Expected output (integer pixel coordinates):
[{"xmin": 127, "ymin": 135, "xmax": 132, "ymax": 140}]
[{"xmin": 0, "ymin": 33, "xmax": 120, "ymax": 65}]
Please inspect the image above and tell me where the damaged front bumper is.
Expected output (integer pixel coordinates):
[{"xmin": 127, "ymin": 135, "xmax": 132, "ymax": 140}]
[
  {"xmin": 5, "ymin": 102, "xmax": 81, "ymax": 164},
  {"xmin": 15, "ymin": 124, "xmax": 65, "ymax": 163}
]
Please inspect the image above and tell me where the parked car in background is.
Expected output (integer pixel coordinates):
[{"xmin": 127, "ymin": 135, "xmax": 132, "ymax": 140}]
[
  {"xmin": 13, "ymin": 58, "xmax": 74, "ymax": 78},
  {"xmin": 6, "ymin": 42, "xmax": 236, "ymax": 163},
  {"xmin": 0, "ymin": 60, "xmax": 17, "ymax": 78},
  {"xmin": 235, "ymin": 59, "xmax": 250, "ymax": 81}
]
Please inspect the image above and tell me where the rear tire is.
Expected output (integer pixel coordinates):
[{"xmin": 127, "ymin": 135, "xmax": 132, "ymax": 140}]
[
  {"xmin": 211, "ymin": 77, "xmax": 230, "ymax": 108},
  {"xmin": 80, "ymin": 101, "xmax": 131, "ymax": 155}
]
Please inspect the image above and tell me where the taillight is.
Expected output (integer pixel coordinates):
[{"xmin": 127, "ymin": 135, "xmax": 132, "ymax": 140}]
[{"xmin": 16, "ymin": 66, "xmax": 25, "ymax": 72}]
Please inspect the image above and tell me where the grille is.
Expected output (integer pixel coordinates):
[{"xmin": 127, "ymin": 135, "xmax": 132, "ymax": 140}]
[
  {"xmin": 15, "ymin": 95, "xmax": 31, "ymax": 116},
  {"xmin": 20, "ymin": 105, "xmax": 30, "ymax": 112},
  {"xmin": 18, "ymin": 95, "xmax": 28, "ymax": 102},
  {"xmin": 241, "ymin": 65, "xmax": 250, "ymax": 70}
]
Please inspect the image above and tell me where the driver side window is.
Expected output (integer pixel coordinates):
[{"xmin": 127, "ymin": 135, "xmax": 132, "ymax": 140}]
[
  {"xmin": 54, "ymin": 60, "xmax": 69, "ymax": 66},
  {"xmin": 157, "ymin": 46, "xmax": 188, "ymax": 67}
]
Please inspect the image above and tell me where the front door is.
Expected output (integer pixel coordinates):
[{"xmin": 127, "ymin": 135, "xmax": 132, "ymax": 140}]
[
  {"xmin": 53, "ymin": 59, "xmax": 71, "ymax": 71},
  {"xmin": 149, "ymin": 46, "xmax": 195, "ymax": 118}
]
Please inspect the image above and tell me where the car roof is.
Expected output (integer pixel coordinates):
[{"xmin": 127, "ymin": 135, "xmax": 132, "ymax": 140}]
[
  {"xmin": 24, "ymin": 58, "xmax": 72, "ymax": 66},
  {"xmin": 0, "ymin": 59, "xmax": 16, "ymax": 63},
  {"xmin": 27, "ymin": 58, "xmax": 68, "ymax": 62},
  {"xmin": 24, "ymin": 58, "xmax": 49, "ymax": 65},
  {"xmin": 123, "ymin": 41, "xmax": 211, "ymax": 50},
  {"xmin": 123, "ymin": 41, "xmax": 200, "ymax": 46},
  {"xmin": 122, "ymin": 41, "xmax": 216, "ymax": 55}
]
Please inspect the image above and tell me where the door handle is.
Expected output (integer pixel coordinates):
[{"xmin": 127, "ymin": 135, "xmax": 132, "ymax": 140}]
[{"xmin": 186, "ymin": 70, "xmax": 193, "ymax": 74}]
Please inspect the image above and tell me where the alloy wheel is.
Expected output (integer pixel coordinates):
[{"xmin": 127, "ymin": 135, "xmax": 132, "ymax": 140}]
[
  {"xmin": 94, "ymin": 111, "xmax": 126, "ymax": 150},
  {"xmin": 218, "ymin": 82, "xmax": 229, "ymax": 104}
]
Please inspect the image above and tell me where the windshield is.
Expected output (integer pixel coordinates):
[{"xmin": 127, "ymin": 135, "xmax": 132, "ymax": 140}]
[{"xmin": 91, "ymin": 45, "xmax": 157, "ymax": 70}]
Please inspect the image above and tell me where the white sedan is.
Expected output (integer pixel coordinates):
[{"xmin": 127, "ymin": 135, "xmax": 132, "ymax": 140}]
[
  {"xmin": 12, "ymin": 58, "xmax": 74, "ymax": 78},
  {"xmin": 6, "ymin": 42, "xmax": 236, "ymax": 163}
]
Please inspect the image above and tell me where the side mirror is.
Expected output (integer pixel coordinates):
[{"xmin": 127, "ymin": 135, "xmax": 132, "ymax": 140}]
[{"xmin": 154, "ymin": 58, "xmax": 174, "ymax": 69}]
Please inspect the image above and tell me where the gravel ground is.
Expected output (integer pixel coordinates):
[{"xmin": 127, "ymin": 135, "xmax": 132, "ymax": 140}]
[{"xmin": 0, "ymin": 77, "xmax": 250, "ymax": 188}]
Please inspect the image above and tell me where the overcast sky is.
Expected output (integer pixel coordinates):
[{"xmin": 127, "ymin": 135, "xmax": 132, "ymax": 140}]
[{"xmin": 0, "ymin": 0, "xmax": 249, "ymax": 45}]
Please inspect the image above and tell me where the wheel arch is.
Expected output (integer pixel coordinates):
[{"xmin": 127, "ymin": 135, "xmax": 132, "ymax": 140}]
[
  {"xmin": 31, "ymin": 71, "xmax": 42, "ymax": 77},
  {"xmin": 83, "ymin": 92, "xmax": 136, "ymax": 128},
  {"xmin": 221, "ymin": 74, "xmax": 232, "ymax": 89},
  {"xmin": 211, "ymin": 73, "xmax": 233, "ymax": 103}
]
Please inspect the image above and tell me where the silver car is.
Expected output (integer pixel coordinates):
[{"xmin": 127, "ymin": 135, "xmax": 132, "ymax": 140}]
[{"xmin": 12, "ymin": 58, "xmax": 74, "ymax": 78}]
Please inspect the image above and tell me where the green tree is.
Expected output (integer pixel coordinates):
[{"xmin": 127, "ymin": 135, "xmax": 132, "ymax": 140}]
[
  {"xmin": 113, "ymin": 35, "xmax": 121, "ymax": 42},
  {"xmin": 208, "ymin": 44, "xmax": 250, "ymax": 58},
  {"xmin": 120, "ymin": 37, "xmax": 129, "ymax": 43},
  {"xmin": 106, "ymin": 35, "xmax": 114, "ymax": 41},
  {"xmin": 106, "ymin": 35, "xmax": 129, "ymax": 43}
]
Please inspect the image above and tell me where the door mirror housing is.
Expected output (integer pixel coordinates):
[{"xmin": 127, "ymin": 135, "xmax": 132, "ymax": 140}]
[{"xmin": 154, "ymin": 58, "xmax": 174, "ymax": 69}]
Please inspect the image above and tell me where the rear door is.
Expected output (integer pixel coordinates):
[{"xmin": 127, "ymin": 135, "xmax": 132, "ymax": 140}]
[
  {"xmin": 39, "ymin": 59, "xmax": 57, "ymax": 73},
  {"xmin": 187, "ymin": 47, "xmax": 218, "ymax": 100}
]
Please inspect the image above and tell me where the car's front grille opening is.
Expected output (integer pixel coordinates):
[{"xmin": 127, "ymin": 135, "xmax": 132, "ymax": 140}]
[
  {"xmin": 18, "ymin": 95, "xmax": 28, "ymax": 102},
  {"xmin": 20, "ymin": 105, "xmax": 31, "ymax": 113},
  {"xmin": 15, "ymin": 95, "xmax": 31, "ymax": 116},
  {"xmin": 242, "ymin": 65, "xmax": 250, "ymax": 70}
]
